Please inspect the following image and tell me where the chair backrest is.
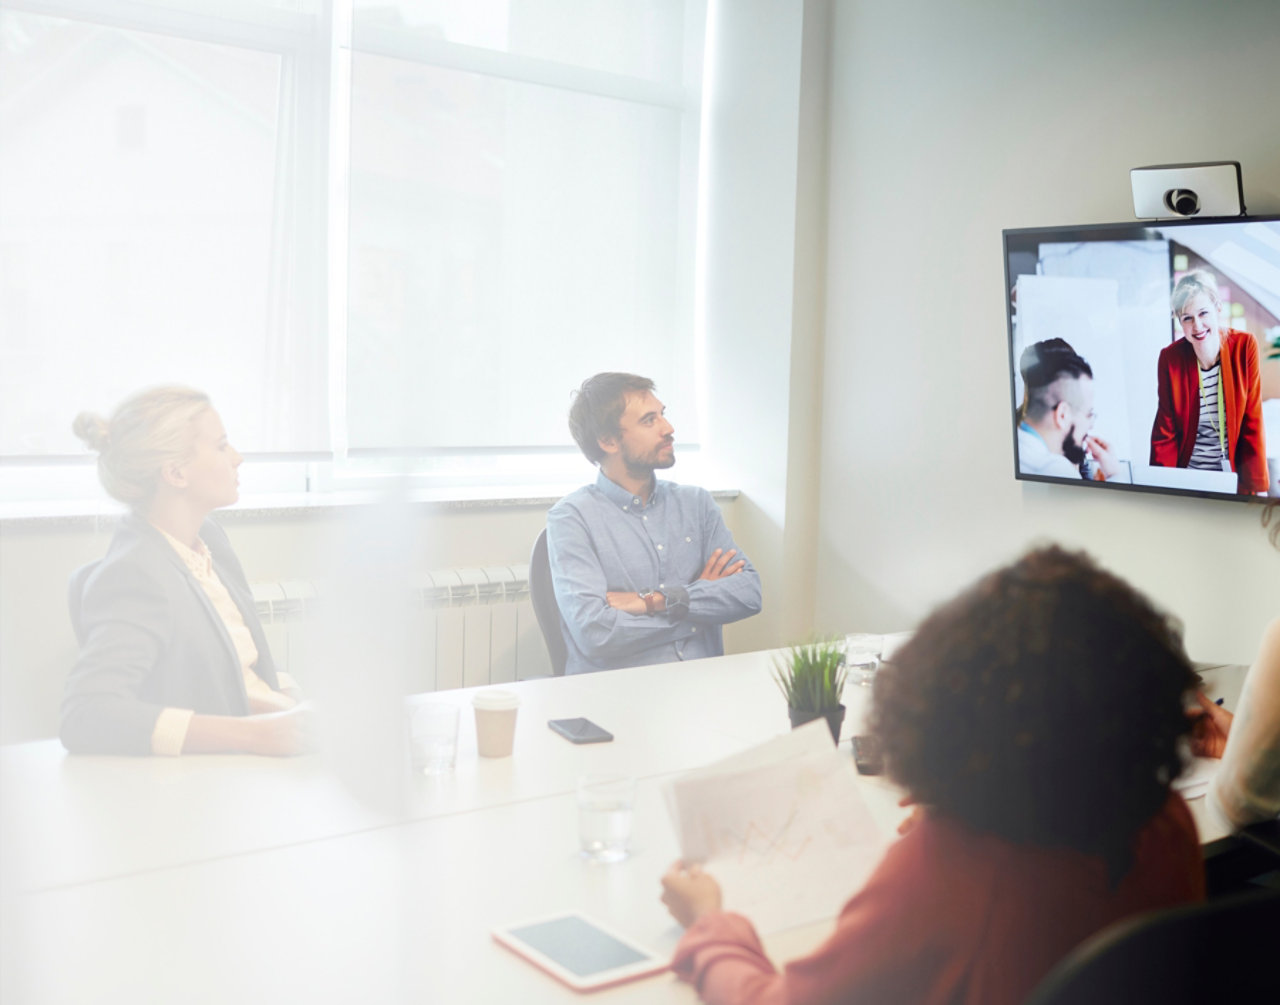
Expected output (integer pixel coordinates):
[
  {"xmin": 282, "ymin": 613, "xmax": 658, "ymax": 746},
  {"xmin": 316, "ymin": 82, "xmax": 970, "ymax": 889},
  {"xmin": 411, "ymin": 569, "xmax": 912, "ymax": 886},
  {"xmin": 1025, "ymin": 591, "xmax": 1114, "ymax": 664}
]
[
  {"xmin": 67, "ymin": 560, "xmax": 101, "ymax": 646},
  {"xmin": 1205, "ymin": 819, "xmax": 1280, "ymax": 898},
  {"xmin": 1239, "ymin": 818, "xmax": 1280, "ymax": 858},
  {"xmin": 1024, "ymin": 890, "xmax": 1280, "ymax": 1005},
  {"xmin": 528, "ymin": 529, "xmax": 568, "ymax": 676}
]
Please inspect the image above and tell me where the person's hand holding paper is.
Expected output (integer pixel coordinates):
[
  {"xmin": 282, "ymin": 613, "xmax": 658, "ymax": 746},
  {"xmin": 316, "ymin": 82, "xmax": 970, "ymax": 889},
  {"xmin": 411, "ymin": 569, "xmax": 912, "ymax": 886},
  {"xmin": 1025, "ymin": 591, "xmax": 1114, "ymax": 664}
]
[{"xmin": 661, "ymin": 720, "xmax": 886, "ymax": 934}]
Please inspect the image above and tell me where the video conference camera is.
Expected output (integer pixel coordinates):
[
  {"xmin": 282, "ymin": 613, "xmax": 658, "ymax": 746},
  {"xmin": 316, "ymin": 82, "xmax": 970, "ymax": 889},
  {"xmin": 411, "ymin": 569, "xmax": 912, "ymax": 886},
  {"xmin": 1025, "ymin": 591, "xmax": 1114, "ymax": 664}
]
[{"xmin": 1130, "ymin": 161, "xmax": 1245, "ymax": 220}]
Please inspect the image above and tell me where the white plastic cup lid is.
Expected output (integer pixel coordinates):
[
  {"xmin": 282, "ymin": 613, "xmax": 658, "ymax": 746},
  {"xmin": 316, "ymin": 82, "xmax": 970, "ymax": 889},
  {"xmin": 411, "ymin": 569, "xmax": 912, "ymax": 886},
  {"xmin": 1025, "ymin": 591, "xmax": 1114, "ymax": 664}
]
[{"xmin": 472, "ymin": 689, "xmax": 520, "ymax": 711}]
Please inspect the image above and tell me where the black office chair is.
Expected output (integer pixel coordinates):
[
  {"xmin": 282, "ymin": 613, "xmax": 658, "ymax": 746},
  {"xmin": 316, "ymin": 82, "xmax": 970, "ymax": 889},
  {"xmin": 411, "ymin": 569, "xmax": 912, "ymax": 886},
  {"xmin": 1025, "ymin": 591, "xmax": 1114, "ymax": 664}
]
[
  {"xmin": 1232, "ymin": 817, "xmax": 1280, "ymax": 859},
  {"xmin": 1205, "ymin": 818, "xmax": 1280, "ymax": 898},
  {"xmin": 1024, "ymin": 889, "xmax": 1280, "ymax": 1005},
  {"xmin": 67, "ymin": 560, "xmax": 101, "ymax": 646},
  {"xmin": 528, "ymin": 529, "xmax": 568, "ymax": 676}
]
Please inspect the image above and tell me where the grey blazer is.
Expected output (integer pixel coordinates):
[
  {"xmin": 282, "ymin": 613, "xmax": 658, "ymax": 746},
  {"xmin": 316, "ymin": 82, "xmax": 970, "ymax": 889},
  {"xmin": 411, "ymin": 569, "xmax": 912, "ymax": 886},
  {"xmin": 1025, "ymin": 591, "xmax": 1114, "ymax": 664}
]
[{"xmin": 61, "ymin": 514, "xmax": 280, "ymax": 755}]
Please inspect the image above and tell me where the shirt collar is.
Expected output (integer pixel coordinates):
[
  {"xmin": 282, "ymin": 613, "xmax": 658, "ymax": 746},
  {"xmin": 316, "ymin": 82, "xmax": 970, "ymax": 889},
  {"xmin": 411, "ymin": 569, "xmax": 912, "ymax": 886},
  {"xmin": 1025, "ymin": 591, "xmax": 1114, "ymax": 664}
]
[
  {"xmin": 154, "ymin": 525, "xmax": 212, "ymax": 578},
  {"xmin": 594, "ymin": 469, "xmax": 662, "ymax": 511},
  {"xmin": 1018, "ymin": 421, "xmax": 1046, "ymax": 445}
]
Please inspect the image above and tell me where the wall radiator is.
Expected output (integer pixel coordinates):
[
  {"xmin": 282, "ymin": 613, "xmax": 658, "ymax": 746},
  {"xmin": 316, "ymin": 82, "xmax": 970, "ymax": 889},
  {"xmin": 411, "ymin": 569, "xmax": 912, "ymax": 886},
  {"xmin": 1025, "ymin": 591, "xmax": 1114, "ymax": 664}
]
[{"xmin": 250, "ymin": 565, "xmax": 552, "ymax": 692}]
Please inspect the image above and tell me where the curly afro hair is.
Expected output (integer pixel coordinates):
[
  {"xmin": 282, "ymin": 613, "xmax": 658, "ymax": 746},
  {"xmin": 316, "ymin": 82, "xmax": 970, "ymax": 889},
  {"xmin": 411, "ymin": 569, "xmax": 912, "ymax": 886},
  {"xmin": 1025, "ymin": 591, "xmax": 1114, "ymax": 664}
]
[{"xmin": 870, "ymin": 545, "xmax": 1196, "ymax": 881}]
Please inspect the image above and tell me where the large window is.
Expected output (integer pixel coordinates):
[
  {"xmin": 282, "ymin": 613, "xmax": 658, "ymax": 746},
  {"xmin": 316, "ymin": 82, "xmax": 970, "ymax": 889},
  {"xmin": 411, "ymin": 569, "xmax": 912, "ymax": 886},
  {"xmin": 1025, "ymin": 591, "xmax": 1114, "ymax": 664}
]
[{"xmin": 0, "ymin": 0, "xmax": 706, "ymax": 496}]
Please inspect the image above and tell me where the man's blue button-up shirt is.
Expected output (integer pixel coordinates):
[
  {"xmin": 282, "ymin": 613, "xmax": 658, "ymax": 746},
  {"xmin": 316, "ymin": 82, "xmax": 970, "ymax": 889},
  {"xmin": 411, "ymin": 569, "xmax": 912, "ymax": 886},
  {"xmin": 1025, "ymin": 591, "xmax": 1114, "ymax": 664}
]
[{"xmin": 545, "ymin": 471, "xmax": 762, "ymax": 675}]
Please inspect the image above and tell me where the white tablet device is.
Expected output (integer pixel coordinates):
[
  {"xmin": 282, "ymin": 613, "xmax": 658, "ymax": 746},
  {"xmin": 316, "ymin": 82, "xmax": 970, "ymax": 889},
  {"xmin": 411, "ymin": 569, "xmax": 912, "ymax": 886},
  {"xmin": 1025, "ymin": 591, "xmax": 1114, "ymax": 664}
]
[{"xmin": 492, "ymin": 912, "xmax": 669, "ymax": 992}]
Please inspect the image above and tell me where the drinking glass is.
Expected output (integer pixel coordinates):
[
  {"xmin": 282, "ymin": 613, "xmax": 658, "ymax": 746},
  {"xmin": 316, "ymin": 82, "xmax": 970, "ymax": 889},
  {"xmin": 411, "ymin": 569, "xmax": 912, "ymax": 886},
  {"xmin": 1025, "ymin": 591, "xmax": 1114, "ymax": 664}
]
[
  {"xmin": 411, "ymin": 702, "xmax": 460, "ymax": 775},
  {"xmin": 844, "ymin": 634, "xmax": 884, "ymax": 687},
  {"xmin": 577, "ymin": 774, "xmax": 635, "ymax": 863}
]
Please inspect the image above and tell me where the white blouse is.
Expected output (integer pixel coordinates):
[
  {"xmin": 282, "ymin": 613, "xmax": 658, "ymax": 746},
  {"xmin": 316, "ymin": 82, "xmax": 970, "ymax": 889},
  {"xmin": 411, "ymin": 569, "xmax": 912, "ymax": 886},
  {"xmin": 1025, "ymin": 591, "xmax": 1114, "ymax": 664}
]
[
  {"xmin": 1208, "ymin": 617, "xmax": 1280, "ymax": 829},
  {"xmin": 150, "ymin": 528, "xmax": 297, "ymax": 755}
]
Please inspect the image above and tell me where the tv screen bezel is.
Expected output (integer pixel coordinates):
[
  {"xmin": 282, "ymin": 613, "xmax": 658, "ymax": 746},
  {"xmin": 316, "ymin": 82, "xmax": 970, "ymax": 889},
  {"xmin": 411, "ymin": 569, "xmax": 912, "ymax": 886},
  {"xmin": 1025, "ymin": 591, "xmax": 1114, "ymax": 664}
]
[{"xmin": 1002, "ymin": 213, "xmax": 1280, "ymax": 506}]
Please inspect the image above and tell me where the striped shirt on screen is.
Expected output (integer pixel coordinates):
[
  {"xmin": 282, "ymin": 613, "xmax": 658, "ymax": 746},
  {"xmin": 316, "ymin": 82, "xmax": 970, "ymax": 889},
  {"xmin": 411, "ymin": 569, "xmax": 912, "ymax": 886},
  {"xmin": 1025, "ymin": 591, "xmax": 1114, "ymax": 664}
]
[{"xmin": 1187, "ymin": 364, "xmax": 1225, "ymax": 470}]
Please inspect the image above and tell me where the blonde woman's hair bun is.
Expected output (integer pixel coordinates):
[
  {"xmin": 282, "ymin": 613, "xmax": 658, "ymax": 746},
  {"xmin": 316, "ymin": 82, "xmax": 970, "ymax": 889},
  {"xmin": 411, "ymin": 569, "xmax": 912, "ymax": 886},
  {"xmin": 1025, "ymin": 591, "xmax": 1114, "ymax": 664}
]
[
  {"xmin": 73, "ymin": 412, "xmax": 112, "ymax": 453},
  {"xmin": 74, "ymin": 387, "xmax": 212, "ymax": 508}
]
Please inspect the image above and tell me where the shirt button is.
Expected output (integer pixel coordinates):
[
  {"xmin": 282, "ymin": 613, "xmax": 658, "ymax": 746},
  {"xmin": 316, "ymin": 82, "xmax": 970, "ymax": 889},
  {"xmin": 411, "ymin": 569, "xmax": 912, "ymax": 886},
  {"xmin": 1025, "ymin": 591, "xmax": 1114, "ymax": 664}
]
[
  {"xmin": 623, "ymin": 506, "xmax": 628, "ymax": 511},
  {"xmin": 657, "ymin": 544, "xmax": 663, "ymax": 550},
  {"xmin": 685, "ymin": 536, "xmax": 691, "ymax": 542},
  {"xmin": 633, "ymin": 498, "xmax": 641, "ymax": 505},
  {"xmin": 642, "ymin": 516, "xmax": 647, "ymax": 521},
  {"xmin": 691, "ymin": 626, "xmax": 697, "ymax": 633}
]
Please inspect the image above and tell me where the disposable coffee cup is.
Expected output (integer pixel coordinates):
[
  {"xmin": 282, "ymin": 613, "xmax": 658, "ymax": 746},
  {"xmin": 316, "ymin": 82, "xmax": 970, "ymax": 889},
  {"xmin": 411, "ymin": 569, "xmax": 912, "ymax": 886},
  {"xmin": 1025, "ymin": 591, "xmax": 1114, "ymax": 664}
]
[{"xmin": 472, "ymin": 689, "xmax": 520, "ymax": 758}]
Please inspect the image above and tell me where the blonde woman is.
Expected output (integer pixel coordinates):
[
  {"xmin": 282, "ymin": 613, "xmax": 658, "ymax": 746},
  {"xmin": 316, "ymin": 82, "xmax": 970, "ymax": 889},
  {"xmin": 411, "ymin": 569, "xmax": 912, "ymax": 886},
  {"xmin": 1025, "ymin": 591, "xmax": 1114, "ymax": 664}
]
[
  {"xmin": 1149, "ymin": 269, "xmax": 1269, "ymax": 495},
  {"xmin": 62, "ymin": 387, "xmax": 309, "ymax": 756}
]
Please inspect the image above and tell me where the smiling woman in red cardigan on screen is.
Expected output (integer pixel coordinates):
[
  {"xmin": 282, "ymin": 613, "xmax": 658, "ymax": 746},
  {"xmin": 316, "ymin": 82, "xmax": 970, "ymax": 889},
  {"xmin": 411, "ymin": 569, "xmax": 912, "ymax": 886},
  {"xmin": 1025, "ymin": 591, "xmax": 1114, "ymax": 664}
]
[{"xmin": 1149, "ymin": 269, "xmax": 1269, "ymax": 495}]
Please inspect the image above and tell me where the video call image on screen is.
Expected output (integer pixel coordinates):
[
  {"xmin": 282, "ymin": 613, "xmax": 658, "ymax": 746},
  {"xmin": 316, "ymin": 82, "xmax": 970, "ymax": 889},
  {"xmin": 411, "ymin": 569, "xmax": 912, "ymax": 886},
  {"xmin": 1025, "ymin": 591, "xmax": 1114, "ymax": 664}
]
[{"xmin": 1004, "ymin": 218, "xmax": 1280, "ymax": 500}]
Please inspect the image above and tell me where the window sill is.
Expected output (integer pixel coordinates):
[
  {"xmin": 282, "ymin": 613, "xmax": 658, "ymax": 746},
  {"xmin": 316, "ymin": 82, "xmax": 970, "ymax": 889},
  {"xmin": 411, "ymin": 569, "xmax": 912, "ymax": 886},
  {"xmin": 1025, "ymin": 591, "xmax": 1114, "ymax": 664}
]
[{"xmin": 0, "ymin": 483, "xmax": 742, "ymax": 529}]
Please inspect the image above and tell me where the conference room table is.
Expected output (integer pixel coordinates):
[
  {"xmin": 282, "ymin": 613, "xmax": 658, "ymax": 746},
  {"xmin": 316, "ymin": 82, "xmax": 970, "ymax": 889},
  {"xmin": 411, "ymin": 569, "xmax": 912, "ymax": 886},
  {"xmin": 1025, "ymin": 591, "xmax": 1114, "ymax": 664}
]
[{"xmin": 0, "ymin": 652, "xmax": 1245, "ymax": 1004}]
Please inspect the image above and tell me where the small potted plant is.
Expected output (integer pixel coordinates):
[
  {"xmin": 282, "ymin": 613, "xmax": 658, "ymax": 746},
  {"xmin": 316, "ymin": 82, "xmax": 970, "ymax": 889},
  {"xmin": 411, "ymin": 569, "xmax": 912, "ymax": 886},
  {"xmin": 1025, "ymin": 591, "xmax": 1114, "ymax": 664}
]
[{"xmin": 773, "ymin": 638, "xmax": 847, "ymax": 744}]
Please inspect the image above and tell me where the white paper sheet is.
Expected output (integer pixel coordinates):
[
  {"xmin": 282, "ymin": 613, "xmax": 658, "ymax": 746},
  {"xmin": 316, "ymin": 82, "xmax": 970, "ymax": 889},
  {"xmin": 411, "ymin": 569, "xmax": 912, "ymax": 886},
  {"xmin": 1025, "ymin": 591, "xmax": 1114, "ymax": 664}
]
[
  {"xmin": 1172, "ymin": 754, "xmax": 1219, "ymax": 801},
  {"xmin": 664, "ymin": 720, "xmax": 889, "ymax": 934}
]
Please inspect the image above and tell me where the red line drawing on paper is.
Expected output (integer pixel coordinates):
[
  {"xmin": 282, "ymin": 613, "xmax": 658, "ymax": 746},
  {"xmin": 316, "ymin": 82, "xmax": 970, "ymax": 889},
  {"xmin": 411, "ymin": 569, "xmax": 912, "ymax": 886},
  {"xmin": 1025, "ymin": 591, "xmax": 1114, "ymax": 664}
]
[{"xmin": 700, "ymin": 805, "xmax": 815, "ymax": 865}]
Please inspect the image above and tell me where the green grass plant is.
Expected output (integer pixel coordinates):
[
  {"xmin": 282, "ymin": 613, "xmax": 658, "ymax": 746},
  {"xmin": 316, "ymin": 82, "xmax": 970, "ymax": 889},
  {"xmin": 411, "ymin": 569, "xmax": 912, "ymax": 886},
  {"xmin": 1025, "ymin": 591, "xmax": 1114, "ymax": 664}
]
[{"xmin": 773, "ymin": 638, "xmax": 847, "ymax": 714}]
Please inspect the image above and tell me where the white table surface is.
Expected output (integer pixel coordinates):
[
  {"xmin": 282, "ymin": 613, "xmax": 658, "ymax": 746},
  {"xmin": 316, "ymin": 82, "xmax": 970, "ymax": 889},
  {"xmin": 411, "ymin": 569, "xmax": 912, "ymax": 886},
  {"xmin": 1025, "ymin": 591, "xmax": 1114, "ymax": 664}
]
[{"xmin": 0, "ymin": 652, "xmax": 1245, "ymax": 1004}]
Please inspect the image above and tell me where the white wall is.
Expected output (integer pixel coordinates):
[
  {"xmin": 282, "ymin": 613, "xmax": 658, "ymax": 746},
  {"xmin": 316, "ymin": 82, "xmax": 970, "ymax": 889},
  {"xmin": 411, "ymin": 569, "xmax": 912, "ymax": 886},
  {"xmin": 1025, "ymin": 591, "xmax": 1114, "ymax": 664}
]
[
  {"xmin": 815, "ymin": 0, "xmax": 1280, "ymax": 663},
  {"xmin": 695, "ymin": 0, "xmax": 829, "ymax": 650}
]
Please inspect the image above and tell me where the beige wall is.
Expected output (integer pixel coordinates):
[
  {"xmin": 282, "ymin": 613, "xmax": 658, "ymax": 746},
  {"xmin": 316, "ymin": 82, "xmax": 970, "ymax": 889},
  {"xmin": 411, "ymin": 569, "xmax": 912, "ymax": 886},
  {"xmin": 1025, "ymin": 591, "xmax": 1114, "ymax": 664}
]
[
  {"xmin": 690, "ymin": 0, "xmax": 829, "ymax": 653},
  {"xmin": 814, "ymin": 0, "xmax": 1280, "ymax": 663}
]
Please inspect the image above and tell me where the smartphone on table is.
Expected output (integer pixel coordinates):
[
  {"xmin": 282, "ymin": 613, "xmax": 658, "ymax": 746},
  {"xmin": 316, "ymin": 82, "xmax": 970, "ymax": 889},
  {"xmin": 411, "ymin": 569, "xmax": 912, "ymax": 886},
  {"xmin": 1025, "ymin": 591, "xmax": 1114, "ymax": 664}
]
[
  {"xmin": 852, "ymin": 734, "xmax": 883, "ymax": 775},
  {"xmin": 548, "ymin": 717, "xmax": 614, "ymax": 744}
]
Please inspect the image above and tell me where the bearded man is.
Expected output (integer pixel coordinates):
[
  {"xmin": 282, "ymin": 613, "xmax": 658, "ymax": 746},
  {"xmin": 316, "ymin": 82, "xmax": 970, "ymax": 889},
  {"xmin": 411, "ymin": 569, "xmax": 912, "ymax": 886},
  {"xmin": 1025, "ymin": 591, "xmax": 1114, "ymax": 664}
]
[
  {"xmin": 546, "ymin": 373, "xmax": 762, "ymax": 674},
  {"xmin": 1016, "ymin": 339, "xmax": 1129, "ymax": 483}
]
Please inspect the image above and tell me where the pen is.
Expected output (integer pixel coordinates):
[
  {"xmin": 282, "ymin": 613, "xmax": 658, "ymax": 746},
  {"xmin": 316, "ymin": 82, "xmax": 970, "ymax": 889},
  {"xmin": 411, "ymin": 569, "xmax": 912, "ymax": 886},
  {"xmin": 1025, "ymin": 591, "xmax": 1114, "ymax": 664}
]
[{"xmin": 1215, "ymin": 698, "xmax": 1224, "ymax": 706}]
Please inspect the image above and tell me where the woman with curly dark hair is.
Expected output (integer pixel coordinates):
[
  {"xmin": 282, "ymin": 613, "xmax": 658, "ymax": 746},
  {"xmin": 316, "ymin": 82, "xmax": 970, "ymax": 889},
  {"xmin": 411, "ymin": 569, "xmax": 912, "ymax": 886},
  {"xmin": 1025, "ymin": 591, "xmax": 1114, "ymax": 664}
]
[
  {"xmin": 1190, "ymin": 498, "xmax": 1280, "ymax": 828},
  {"xmin": 660, "ymin": 546, "xmax": 1204, "ymax": 1005}
]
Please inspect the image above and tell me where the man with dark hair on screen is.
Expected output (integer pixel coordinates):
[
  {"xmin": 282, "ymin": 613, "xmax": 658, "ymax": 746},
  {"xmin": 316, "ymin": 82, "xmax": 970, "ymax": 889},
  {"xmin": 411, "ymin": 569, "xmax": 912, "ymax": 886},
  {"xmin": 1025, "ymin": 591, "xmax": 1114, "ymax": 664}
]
[
  {"xmin": 1016, "ymin": 339, "xmax": 1130, "ymax": 483},
  {"xmin": 546, "ymin": 372, "xmax": 762, "ymax": 675}
]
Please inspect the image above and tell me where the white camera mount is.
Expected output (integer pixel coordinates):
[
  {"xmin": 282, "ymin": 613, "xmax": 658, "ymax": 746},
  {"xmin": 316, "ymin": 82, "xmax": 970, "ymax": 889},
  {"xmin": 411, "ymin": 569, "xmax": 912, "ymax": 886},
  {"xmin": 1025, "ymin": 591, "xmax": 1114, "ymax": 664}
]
[{"xmin": 1130, "ymin": 161, "xmax": 1245, "ymax": 220}]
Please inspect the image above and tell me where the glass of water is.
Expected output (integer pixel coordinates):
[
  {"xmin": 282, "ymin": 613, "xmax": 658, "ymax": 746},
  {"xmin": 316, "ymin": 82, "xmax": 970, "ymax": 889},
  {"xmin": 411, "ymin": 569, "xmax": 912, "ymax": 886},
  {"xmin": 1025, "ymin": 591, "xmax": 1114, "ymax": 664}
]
[
  {"xmin": 411, "ymin": 702, "xmax": 460, "ymax": 776},
  {"xmin": 845, "ymin": 633, "xmax": 884, "ymax": 687},
  {"xmin": 577, "ymin": 774, "xmax": 635, "ymax": 863}
]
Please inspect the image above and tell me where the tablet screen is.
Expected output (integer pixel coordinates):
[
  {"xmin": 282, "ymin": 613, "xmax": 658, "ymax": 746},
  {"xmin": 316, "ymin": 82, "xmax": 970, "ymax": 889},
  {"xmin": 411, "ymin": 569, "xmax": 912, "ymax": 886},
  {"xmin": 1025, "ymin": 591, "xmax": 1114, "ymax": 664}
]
[{"xmin": 506, "ymin": 916, "xmax": 651, "ymax": 977}]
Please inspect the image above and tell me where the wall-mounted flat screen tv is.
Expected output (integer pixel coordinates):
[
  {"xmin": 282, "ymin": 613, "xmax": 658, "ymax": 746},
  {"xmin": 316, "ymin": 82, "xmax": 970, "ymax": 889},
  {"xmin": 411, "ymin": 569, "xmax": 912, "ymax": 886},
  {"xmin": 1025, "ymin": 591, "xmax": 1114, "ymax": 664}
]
[{"xmin": 1003, "ymin": 216, "xmax": 1280, "ymax": 502}]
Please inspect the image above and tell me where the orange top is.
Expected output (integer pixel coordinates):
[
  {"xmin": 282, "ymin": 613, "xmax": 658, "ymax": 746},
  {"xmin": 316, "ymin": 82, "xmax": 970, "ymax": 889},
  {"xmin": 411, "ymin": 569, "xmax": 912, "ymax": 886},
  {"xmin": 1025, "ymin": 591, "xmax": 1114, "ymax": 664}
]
[
  {"xmin": 672, "ymin": 793, "xmax": 1203, "ymax": 1005},
  {"xmin": 1149, "ymin": 328, "xmax": 1269, "ymax": 494}
]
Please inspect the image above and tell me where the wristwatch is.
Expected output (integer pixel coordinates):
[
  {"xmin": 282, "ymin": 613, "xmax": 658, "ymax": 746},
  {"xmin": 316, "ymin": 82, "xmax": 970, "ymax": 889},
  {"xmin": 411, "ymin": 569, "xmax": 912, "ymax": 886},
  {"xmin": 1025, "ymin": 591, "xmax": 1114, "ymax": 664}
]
[
  {"xmin": 663, "ymin": 584, "xmax": 690, "ymax": 621},
  {"xmin": 640, "ymin": 590, "xmax": 663, "ymax": 615}
]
